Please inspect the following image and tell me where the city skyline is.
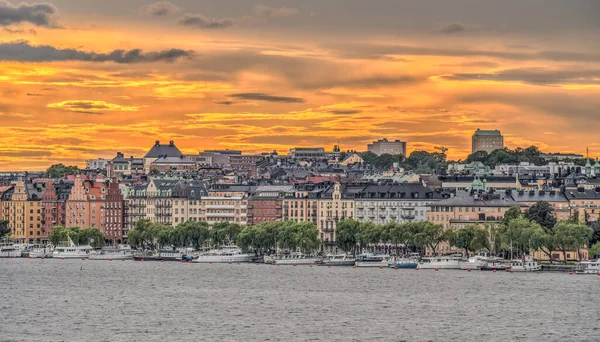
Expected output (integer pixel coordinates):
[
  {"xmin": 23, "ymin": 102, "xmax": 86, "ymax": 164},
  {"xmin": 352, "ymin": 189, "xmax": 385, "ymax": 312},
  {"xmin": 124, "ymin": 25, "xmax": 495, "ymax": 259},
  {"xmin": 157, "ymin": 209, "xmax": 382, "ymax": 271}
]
[{"xmin": 1, "ymin": 0, "xmax": 599, "ymax": 170}]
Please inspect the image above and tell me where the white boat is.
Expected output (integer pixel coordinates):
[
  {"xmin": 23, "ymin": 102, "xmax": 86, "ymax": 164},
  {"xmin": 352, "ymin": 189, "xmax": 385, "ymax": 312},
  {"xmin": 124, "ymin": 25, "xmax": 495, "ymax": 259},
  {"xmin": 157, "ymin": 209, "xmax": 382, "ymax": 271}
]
[
  {"xmin": 0, "ymin": 239, "xmax": 21, "ymax": 258},
  {"xmin": 89, "ymin": 245, "xmax": 134, "ymax": 260},
  {"xmin": 316, "ymin": 254, "xmax": 356, "ymax": 266},
  {"xmin": 418, "ymin": 254, "xmax": 464, "ymax": 269},
  {"xmin": 576, "ymin": 258, "xmax": 600, "ymax": 274},
  {"xmin": 507, "ymin": 255, "xmax": 541, "ymax": 272},
  {"xmin": 388, "ymin": 255, "xmax": 420, "ymax": 269},
  {"xmin": 52, "ymin": 238, "xmax": 92, "ymax": 259},
  {"xmin": 264, "ymin": 252, "xmax": 321, "ymax": 265},
  {"xmin": 29, "ymin": 245, "xmax": 54, "ymax": 258},
  {"xmin": 355, "ymin": 253, "xmax": 390, "ymax": 267},
  {"xmin": 459, "ymin": 256, "xmax": 488, "ymax": 270},
  {"xmin": 194, "ymin": 246, "xmax": 254, "ymax": 263}
]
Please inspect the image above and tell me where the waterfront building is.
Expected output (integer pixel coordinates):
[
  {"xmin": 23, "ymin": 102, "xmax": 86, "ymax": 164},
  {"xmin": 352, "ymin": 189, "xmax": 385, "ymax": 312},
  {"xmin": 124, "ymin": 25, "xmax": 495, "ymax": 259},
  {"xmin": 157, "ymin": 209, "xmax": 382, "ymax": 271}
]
[
  {"xmin": 41, "ymin": 180, "xmax": 72, "ymax": 237},
  {"xmin": 317, "ymin": 182, "xmax": 362, "ymax": 252},
  {"xmin": 150, "ymin": 155, "xmax": 196, "ymax": 172},
  {"xmin": 282, "ymin": 183, "xmax": 325, "ymax": 226},
  {"xmin": 65, "ymin": 175, "xmax": 106, "ymax": 230},
  {"xmin": 508, "ymin": 189, "xmax": 571, "ymax": 221},
  {"xmin": 202, "ymin": 184, "xmax": 254, "ymax": 226},
  {"xmin": 355, "ymin": 183, "xmax": 443, "ymax": 225},
  {"xmin": 172, "ymin": 181, "xmax": 209, "ymax": 225},
  {"xmin": 247, "ymin": 185, "xmax": 293, "ymax": 225},
  {"xmin": 104, "ymin": 179, "xmax": 125, "ymax": 244},
  {"xmin": 426, "ymin": 190, "xmax": 524, "ymax": 255},
  {"xmin": 367, "ymin": 138, "xmax": 407, "ymax": 156},
  {"xmin": 564, "ymin": 187, "xmax": 600, "ymax": 223},
  {"xmin": 1, "ymin": 178, "xmax": 45, "ymax": 243},
  {"xmin": 472, "ymin": 129, "xmax": 504, "ymax": 154}
]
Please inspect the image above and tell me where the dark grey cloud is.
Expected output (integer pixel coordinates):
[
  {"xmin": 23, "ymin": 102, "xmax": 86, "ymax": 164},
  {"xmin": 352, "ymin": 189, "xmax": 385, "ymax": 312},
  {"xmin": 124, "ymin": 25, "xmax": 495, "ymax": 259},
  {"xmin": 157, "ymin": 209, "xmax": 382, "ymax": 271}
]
[
  {"xmin": 74, "ymin": 110, "xmax": 102, "ymax": 115},
  {"xmin": 0, "ymin": 0, "xmax": 59, "ymax": 27},
  {"xmin": 438, "ymin": 22, "xmax": 466, "ymax": 34},
  {"xmin": 443, "ymin": 67, "xmax": 600, "ymax": 86},
  {"xmin": 26, "ymin": 93, "xmax": 43, "ymax": 96},
  {"xmin": 229, "ymin": 93, "xmax": 305, "ymax": 103},
  {"xmin": 178, "ymin": 13, "xmax": 234, "ymax": 29},
  {"xmin": 216, "ymin": 101, "xmax": 234, "ymax": 105},
  {"xmin": 0, "ymin": 41, "xmax": 193, "ymax": 63},
  {"xmin": 330, "ymin": 110, "xmax": 362, "ymax": 114},
  {"xmin": 142, "ymin": 1, "xmax": 180, "ymax": 17}
]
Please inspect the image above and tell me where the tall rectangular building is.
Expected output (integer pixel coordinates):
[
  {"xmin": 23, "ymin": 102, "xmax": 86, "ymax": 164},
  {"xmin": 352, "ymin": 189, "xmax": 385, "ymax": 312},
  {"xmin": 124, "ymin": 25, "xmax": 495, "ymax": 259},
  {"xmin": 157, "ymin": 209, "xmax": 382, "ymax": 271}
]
[
  {"xmin": 367, "ymin": 139, "xmax": 407, "ymax": 156},
  {"xmin": 472, "ymin": 129, "xmax": 504, "ymax": 154}
]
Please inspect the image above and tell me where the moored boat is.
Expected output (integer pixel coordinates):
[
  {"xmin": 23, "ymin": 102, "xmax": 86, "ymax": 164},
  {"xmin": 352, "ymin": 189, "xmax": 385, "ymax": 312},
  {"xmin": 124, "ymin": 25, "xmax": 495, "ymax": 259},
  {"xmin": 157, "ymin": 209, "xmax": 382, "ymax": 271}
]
[
  {"xmin": 355, "ymin": 253, "xmax": 390, "ymax": 267},
  {"xmin": 575, "ymin": 258, "xmax": 600, "ymax": 274},
  {"xmin": 194, "ymin": 245, "xmax": 254, "ymax": 263},
  {"xmin": 264, "ymin": 252, "xmax": 321, "ymax": 265},
  {"xmin": 507, "ymin": 255, "xmax": 541, "ymax": 272},
  {"xmin": 29, "ymin": 245, "xmax": 54, "ymax": 258},
  {"xmin": 458, "ymin": 256, "xmax": 488, "ymax": 270},
  {"xmin": 52, "ymin": 238, "xmax": 92, "ymax": 259},
  {"xmin": 89, "ymin": 245, "xmax": 134, "ymax": 260},
  {"xmin": 0, "ymin": 239, "xmax": 21, "ymax": 258},
  {"xmin": 388, "ymin": 255, "xmax": 419, "ymax": 269},
  {"xmin": 417, "ymin": 254, "xmax": 463, "ymax": 270},
  {"xmin": 483, "ymin": 257, "xmax": 511, "ymax": 271},
  {"xmin": 316, "ymin": 254, "xmax": 356, "ymax": 266}
]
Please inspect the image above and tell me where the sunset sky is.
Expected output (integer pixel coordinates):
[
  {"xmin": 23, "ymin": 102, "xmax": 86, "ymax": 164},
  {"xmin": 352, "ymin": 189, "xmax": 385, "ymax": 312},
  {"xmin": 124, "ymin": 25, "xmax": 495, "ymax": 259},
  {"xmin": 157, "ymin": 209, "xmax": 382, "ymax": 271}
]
[{"xmin": 1, "ymin": 0, "xmax": 599, "ymax": 170}]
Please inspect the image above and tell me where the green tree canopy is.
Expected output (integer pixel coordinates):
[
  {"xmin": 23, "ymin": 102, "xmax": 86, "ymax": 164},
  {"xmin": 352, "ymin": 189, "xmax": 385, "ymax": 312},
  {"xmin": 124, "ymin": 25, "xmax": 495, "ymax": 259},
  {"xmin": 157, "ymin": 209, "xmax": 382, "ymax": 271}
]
[
  {"xmin": 45, "ymin": 163, "xmax": 80, "ymax": 178},
  {"xmin": 335, "ymin": 219, "xmax": 361, "ymax": 254},
  {"xmin": 450, "ymin": 224, "xmax": 490, "ymax": 256},
  {"xmin": 0, "ymin": 220, "xmax": 10, "ymax": 237},
  {"xmin": 588, "ymin": 242, "xmax": 600, "ymax": 259},
  {"xmin": 524, "ymin": 201, "xmax": 557, "ymax": 233},
  {"xmin": 554, "ymin": 222, "xmax": 592, "ymax": 263}
]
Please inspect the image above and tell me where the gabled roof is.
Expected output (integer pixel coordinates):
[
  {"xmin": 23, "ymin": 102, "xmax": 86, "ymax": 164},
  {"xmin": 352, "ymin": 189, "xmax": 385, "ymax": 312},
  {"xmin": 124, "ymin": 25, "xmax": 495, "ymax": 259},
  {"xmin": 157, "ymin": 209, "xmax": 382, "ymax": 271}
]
[{"xmin": 145, "ymin": 140, "xmax": 183, "ymax": 158}]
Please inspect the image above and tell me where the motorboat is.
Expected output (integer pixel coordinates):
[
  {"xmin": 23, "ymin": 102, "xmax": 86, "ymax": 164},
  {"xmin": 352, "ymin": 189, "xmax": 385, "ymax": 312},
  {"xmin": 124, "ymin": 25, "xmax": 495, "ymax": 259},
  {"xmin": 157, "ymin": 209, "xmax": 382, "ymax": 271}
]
[
  {"xmin": 52, "ymin": 237, "xmax": 92, "ymax": 259},
  {"xmin": 458, "ymin": 256, "xmax": 488, "ymax": 270},
  {"xmin": 355, "ymin": 252, "xmax": 390, "ymax": 267},
  {"xmin": 316, "ymin": 254, "xmax": 356, "ymax": 266},
  {"xmin": 417, "ymin": 254, "xmax": 464, "ymax": 270},
  {"xmin": 507, "ymin": 255, "xmax": 541, "ymax": 272},
  {"xmin": 388, "ymin": 255, "xmax": 419, "ymax": 269},
  {"xmin": 576, "ymin": 258, "xmax": 600, "ymax": 274},
  {"xmin": 194, "ymin": 245, "xmax": 254, "ymax": 263},
  {"xmin": 89, "ymin": 245, "xmax": 134, "ymax": 260},
  {"xmin": 29, "ymin": 245, "xmax": 54, "ymax": 258},
  {"xmin": 264, "ymin": 252, "xmax": 321, "ymax": 265},
  {"xmin": 0, "ymin": 239, "xmax": 21, "ymax": 258}
]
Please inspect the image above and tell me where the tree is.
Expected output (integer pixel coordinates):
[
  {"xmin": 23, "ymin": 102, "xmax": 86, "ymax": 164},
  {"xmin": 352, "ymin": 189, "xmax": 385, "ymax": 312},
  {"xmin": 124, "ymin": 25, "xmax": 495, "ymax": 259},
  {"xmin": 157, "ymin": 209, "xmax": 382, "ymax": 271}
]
[
  {"xmin": 412, "ymin": 222, "xmax": 450, "ymax": 256},
  {"xmin": 211, "ymin": 222, "xmax": 243, "ymax": 246},
  {"xmin": 501, "ymin": 206, "xmax": 522, "ymax": 226},
  {"xmin": 450, "ymin": 225, "xmax": 490, "ymax": 256},
  {"xmin": 45, "ymin": 163, "xmax": 80, "ymax": 178},
  {"xmin": 524, "ymin": 201, "xmax": 557, "ymax": 234},
  {"xmin": 589, "ymin": 242, "xmax": 600, "ymax": 259},
  {"xmin": 0, "ymin": 220, "xmax": 10, "ymax": 237},
  {"xmin": 554, "ymin": 222, "xmax": 592, "ymax": 263},
  {"xmin": 335, "ymin": 219, "xmax": 360, "ymax": 254},
  {"xmin": 589, "ymin": 221, "xmax": 600, "ymax": 246}
]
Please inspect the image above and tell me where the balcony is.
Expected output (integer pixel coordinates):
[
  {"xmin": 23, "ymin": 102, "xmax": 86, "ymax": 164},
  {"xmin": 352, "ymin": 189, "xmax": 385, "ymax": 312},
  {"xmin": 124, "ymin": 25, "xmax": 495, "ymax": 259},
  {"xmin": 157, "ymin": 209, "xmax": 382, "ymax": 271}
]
[
  {"xmin": 205, "ymin": 212, "xmax": 236, "ymax": 217},
  {"xmin": 401, "ymin": 214, "xmax": 416, "ymax": 220},
  {"xmin": 205, "ymin": 205, "xmax": 235, "ymax": 209}
]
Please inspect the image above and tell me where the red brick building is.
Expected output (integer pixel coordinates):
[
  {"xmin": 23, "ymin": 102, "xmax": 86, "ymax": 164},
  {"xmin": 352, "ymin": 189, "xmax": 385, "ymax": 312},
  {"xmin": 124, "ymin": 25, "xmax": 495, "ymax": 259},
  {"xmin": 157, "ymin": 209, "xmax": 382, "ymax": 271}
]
[
  {"xmin": 247, "ymin": 186, "xmax": 292, "ymax": 225},
  {"xmin": 41, "ymin": 180, "xmax": 72, "ymax": 237},
  {"xmin": 104, "ymin": 179, "xmax": 125, "ymax": 244}
]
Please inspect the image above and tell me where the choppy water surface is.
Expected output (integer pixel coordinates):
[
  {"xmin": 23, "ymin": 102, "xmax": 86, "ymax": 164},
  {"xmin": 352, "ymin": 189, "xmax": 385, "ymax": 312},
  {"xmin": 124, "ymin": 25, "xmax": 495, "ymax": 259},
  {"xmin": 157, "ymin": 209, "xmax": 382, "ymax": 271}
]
[{"xmin": 1, "ymin": 259, "xmax": 598, "ymax": 341}]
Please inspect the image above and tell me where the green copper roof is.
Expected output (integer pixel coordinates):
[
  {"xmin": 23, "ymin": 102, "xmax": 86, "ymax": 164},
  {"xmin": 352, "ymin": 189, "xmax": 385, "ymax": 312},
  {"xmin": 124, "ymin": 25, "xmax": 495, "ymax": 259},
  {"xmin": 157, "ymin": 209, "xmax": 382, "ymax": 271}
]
[{"xmin": 474, "ymin": 129, "xmax": 502, "ymax": 136}]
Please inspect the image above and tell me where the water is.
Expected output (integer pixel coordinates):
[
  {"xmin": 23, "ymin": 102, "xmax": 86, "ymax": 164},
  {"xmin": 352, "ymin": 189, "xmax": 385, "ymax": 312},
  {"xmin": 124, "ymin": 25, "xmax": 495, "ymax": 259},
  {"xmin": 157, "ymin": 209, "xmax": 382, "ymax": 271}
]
[{"xmin": 0, "ymin": 259, "xmax": 598, "ymax": 342}]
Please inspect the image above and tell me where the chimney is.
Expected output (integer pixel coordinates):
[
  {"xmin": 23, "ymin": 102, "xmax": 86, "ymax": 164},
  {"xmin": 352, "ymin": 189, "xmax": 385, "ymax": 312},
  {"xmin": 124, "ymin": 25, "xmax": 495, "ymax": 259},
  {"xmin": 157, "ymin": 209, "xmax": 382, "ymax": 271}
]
[
  {"xmin": 169, "ymin": 140, "xmax": 175, "ymax": 146},
  {"xmin": 155, "ymin": 140, "xmax": 160, "ymax": 146}
]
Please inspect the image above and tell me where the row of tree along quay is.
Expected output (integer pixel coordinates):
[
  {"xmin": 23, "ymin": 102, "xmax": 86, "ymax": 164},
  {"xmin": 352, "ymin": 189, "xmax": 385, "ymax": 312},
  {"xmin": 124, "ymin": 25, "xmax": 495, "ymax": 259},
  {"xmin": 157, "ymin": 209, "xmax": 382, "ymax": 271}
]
[
  {"xmin": 125, "ymin": 219, "xmax": 321, "ymax": 255},
  {"xmin": 334, "ymin": 202, "xmax": 600, "ymax": 265}
]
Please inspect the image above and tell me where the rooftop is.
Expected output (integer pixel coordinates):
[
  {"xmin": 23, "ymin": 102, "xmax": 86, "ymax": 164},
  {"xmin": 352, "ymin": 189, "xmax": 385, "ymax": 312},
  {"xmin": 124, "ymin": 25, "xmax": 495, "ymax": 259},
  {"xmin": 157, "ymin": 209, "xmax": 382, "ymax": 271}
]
[
  {"xmin": 145, "ymin": 140, "xmax": 183, "ymax": 158},
  {"xmin": 473, "ymin": 129, "xmax": 502, "ymax": 136}
]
